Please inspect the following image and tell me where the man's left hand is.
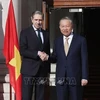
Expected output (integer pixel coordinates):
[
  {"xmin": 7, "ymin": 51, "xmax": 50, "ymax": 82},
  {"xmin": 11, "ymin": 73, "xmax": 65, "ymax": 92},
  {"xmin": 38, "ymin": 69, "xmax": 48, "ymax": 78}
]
[{"xmin": 81, "ymin": 79, "xmax": 88, "ymax": 86}]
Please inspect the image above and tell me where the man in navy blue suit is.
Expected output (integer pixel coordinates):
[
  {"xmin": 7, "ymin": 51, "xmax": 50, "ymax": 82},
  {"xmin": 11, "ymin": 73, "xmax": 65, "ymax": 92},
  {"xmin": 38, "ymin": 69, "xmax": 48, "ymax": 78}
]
[
  {"xmin": 19, "ymin": 11, "xmax": 50, "ymax": 100},
  {"xmin": 43, "ymin": 16, "xmax": 88, "ymax": 100}
]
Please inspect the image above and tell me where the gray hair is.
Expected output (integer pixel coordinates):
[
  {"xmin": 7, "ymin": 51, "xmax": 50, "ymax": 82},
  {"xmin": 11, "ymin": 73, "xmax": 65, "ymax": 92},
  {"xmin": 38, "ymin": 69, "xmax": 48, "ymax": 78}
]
[
  {"xmin": 31, "ymin": 11, "xmax": 44, "ymax": 19},
  {"xmin": 59, "ymin": 16, "xmax": 73, "ymax": 25}
]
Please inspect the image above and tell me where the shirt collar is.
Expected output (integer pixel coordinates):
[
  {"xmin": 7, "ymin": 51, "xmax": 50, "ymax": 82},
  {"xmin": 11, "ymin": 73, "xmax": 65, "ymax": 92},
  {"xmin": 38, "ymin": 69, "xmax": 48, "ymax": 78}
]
[
  {"xmin": 63, "ymin": 32, "xmax": 73, "ymax": 40},
  {"xmin": 32, "ymin": 25, "xmax": 37, "ymax": 31},
  {"xmin": 32, "ymin": 25, "xmax": 41, "ymax": 31}
]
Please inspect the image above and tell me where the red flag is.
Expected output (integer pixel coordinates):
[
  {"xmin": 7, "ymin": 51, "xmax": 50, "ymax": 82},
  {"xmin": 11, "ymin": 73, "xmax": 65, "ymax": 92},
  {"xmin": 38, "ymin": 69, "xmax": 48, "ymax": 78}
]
[{"xmin": 3, "ymin": 0, "xmax": 22, "ymax": 100}]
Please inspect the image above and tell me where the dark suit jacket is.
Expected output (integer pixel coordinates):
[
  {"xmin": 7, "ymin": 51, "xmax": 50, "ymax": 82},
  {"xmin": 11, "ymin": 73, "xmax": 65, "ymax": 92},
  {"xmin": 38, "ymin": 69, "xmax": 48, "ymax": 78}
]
[
  {"xmin": 50, "ymin": 33, "xmax": 88, "ymax": 85},
  {"xmin": 19, "ymin": 26, "xmax": 50, "ymax": 76}
]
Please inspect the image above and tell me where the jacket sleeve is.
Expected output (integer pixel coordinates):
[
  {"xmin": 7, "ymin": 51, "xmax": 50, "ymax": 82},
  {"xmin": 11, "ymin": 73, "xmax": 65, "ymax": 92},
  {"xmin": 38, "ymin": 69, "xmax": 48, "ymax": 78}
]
[{"xmin": 81, "ymin": 37, "xmax": 88, "ymax": 80}]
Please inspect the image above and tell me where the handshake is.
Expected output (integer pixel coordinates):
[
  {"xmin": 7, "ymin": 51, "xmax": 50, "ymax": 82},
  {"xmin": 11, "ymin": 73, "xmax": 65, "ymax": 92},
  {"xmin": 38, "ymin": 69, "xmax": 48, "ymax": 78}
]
[{"xmin": 38, "ymin": 51, "xmax": 49, "ymax": 61}]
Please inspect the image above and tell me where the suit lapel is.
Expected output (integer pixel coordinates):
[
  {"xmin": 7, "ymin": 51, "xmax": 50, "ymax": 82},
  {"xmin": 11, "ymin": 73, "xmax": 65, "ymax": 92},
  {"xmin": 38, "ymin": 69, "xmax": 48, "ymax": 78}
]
[
  {"xmin": 60, "ymin": 34, "xmax": 77, "ymax": 57},
  {"xmin": 67, "ymin": 34, "xmax": 77, "ymax": 56},
  {"xmin": 30, "ymin": 26, "xmax": 44, "ymax": 45},
  {"xmin": 41, "ymin": 29, "xmax": 45, "ymax": 44},
  {"xmin": 30, "ymin": 26, "xmax": 38, "ymax": 40},
  {"xmin": 40, "ymin": 29, "xmax": 45, "ymax": 49},
  {"xmin": 29, "ymin": 26, "xmax": 44, "ymax": 52},
  {"xmin": 59, "ymin": 36, "xmax": 66, "ymax": 57}
]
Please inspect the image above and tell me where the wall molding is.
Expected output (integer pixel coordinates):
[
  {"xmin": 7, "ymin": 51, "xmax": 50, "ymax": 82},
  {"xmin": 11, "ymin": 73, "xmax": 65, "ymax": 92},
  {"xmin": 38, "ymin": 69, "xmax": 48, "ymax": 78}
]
[{"xmin": 53, "ymin": 0, "xmax": 100, "ymax": 8}]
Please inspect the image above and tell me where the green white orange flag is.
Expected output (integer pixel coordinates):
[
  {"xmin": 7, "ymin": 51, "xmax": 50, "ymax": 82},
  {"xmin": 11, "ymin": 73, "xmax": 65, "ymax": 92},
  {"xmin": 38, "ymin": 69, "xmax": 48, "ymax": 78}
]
[{"xmin": 3, "ymin": 0, "xmax": 22, "ymax": 100}]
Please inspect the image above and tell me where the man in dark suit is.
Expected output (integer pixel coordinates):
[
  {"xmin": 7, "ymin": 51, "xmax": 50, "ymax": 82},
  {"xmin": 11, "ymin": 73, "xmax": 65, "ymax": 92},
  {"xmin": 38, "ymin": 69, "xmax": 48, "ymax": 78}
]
[
  {"xmin": 19, "ymin": 11, "xmax": 50, "ymax": 100},
  {"xmin": 43, "ymin": 16, "xmax": 88, "ymax": 100}
]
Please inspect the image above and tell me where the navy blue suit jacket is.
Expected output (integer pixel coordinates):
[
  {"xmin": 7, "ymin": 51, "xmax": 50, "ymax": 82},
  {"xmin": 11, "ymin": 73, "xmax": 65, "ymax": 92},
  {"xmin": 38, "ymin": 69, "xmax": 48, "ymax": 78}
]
[
  {"xmin": 19, "ymin": 26, "xmax": 50, "ymax": 76},
  {"xmin": 51, "ymin": 33, "xmax": 88, "ymax": 85}
]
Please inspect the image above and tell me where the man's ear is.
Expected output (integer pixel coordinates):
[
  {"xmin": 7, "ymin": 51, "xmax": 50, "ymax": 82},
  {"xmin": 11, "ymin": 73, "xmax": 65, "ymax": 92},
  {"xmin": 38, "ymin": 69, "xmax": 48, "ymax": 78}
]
[
  {"xmin": 31, "ymin": 17, "xmax": 32, "ymax": 21},
  {"xmin": 72, "ymin": 29, "xmax": 73, "ymax": 32}
]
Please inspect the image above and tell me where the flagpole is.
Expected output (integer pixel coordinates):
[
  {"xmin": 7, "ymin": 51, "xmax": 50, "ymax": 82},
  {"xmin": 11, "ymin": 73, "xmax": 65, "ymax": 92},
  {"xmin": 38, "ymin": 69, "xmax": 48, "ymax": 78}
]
[
  {"xmin": 9, "ymin": 0, "xmax": 14, "ymax": 100},
  {"xmin": 10, "ymin": 84, "xmax": 12, "ymax": 100},
  {"xmin": 9, "ymin": 0, "xmax": 15, "ymax": 99}
]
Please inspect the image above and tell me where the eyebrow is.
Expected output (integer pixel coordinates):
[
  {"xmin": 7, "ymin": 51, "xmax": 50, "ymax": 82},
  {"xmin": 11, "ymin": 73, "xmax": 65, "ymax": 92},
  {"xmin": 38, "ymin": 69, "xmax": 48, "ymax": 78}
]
[{"xmin": 34, "ymin": 19, "xmax": 42, "ymax": 20}]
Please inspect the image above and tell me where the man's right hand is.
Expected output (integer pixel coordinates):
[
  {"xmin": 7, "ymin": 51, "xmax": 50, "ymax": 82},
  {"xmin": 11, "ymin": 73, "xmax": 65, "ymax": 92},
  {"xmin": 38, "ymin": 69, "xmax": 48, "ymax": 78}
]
[{"xmin": 38, "ymin": 51, "xmax": 49, "ymax": 61}]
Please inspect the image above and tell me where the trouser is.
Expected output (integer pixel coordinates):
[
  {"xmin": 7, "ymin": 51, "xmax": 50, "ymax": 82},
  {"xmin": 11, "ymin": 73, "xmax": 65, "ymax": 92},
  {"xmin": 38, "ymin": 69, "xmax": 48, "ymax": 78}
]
[{"xmin": 56, "ymin": 84, "xmax": 83, "ymax": 100}]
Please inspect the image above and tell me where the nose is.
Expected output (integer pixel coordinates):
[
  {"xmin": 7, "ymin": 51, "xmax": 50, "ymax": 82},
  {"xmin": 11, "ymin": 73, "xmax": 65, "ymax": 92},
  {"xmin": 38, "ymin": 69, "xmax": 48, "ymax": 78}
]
[{"xmin": 37, "ymin": 20, "xmax": 40, "ymax": 23}]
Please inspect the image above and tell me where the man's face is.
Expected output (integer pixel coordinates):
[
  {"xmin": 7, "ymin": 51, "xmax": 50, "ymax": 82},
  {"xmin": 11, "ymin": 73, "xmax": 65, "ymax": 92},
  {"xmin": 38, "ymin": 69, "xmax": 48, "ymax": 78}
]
[
  {"xmin": 59, "ymin": 19, "xmax": 73, "ymax": 36},
  {"xmin": 31, "ymin": 14, "xmax": 43, "ymax": 29}
]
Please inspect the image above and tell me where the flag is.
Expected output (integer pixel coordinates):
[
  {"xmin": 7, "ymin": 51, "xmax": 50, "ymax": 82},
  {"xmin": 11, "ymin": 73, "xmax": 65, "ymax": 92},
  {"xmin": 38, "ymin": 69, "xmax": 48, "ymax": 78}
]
[{"xmin": 3, "ymin": 0, "xmax": 22, "ymax": 100}]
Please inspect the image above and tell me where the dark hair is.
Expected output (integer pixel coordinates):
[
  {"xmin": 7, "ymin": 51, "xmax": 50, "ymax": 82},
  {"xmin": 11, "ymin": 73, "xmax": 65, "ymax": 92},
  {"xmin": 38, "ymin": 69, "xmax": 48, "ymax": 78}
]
[{"xmin": 31, "ymin": 11, "xmax": 44, "ymax": 19}]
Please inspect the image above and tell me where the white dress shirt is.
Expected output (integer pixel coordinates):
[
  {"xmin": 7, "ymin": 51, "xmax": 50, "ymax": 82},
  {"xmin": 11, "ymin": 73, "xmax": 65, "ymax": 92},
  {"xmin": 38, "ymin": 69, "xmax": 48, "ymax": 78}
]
[
  {"xmin": 32, "ymin": 25, "xmax": 44, "ymax": 44},
  {"xmin": 63, "ymin": 33, "xmax": 73, "ymax": 47}
]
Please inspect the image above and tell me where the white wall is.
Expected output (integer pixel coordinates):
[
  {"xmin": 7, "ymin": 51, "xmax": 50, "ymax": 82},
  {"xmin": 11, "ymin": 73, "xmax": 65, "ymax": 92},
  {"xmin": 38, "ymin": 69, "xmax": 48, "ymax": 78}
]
[{"xmin": 0, "ymin": 0, "xmax": 21, "ymax": 37}]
